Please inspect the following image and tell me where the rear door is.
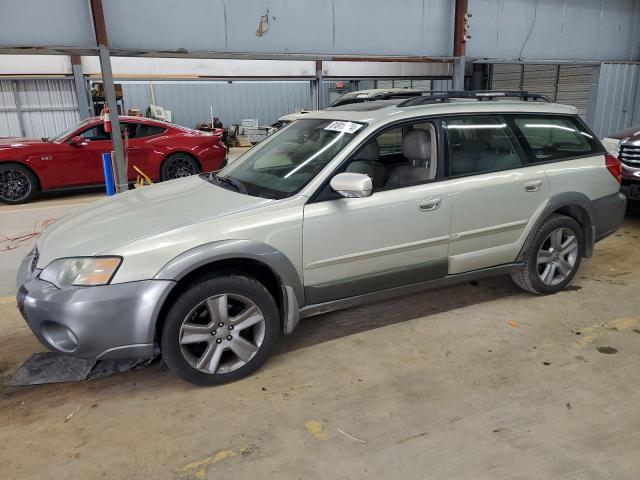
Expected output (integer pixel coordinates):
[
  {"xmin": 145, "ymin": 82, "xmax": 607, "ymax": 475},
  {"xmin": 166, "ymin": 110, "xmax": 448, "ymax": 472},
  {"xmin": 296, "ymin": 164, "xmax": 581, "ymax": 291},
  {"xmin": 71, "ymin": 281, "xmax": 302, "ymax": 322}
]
[{"xmin": 443, "ymin": 115, "xmax": 550, "ymax": 273}]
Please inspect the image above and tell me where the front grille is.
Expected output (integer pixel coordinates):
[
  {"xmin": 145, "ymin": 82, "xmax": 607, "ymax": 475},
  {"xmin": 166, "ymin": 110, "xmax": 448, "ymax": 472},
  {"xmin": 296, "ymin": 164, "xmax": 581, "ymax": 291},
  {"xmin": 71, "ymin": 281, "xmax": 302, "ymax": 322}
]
[{"xmin": 619, "ymin": 144, "xmax": 640, "ymax": 166}]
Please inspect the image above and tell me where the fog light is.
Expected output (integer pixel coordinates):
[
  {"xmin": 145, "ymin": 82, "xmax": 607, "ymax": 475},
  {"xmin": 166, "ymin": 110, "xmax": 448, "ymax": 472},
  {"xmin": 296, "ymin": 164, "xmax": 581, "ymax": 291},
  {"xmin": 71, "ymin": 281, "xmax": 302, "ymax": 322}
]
[{"xmin": 41, "ymin": 321, "xmax": 79, "ymax": 352}]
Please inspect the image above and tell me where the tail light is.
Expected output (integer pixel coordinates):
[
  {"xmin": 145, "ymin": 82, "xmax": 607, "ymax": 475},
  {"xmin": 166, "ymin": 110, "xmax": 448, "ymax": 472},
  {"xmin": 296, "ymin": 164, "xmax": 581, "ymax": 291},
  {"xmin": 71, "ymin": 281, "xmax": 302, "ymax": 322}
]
[{"xmin": 605, "ymin": 154, "xmax": 622, "ymax": 183}]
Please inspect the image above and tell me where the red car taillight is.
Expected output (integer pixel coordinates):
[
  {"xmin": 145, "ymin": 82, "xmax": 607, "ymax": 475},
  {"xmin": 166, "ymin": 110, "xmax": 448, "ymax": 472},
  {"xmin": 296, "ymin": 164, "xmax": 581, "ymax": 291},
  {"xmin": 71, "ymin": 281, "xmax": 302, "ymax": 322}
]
[{"xmin": 605, "ymin": 154, "xmax": 622, "ymax": 183}]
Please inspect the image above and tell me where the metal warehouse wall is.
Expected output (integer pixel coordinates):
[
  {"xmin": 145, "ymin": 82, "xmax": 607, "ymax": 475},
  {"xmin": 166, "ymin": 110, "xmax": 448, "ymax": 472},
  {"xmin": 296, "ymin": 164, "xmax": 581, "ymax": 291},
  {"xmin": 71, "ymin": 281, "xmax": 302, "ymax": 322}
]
[
  {"xmin": 0, "ymin": 79, "xmax": 80, "ymax": 138},
  {"xmin": 592, "ymin": 63, "xmax": 640, "ymax": 138},
  {"xmin": 119, "ymin": 81, "xmax": 312, "ymax": 128},
  {"xmin": 3, "ymin": 1, "xmax": 639, "ymax": 62}
]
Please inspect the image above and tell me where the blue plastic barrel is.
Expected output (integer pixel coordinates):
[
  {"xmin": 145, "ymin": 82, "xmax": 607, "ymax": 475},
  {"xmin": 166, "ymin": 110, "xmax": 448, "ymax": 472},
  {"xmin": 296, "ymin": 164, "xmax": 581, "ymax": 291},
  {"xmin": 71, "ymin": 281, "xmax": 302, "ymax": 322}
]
[{"xmin": 101, "ymin": 152, "xmax": 116, "ymax": 196}]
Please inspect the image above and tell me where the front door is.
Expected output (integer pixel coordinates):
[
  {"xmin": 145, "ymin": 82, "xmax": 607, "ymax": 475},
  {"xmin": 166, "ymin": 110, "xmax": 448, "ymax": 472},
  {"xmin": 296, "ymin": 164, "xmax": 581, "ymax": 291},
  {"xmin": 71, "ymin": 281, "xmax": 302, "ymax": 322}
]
[
  {"xmin": 302, "ymin": 121, "xmax": 451, "ymax": 305},
  {"xmin": 61, "ymin": 123, "xmax": 112, "ymax": 185}
]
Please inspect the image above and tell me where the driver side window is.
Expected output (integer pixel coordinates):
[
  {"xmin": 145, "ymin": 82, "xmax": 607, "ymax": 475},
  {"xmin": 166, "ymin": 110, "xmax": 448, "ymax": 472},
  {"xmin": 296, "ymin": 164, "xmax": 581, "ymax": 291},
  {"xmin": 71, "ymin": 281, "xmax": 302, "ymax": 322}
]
[
  {"xmin": 80, "ymin": 125, "xmax": 110, "ymax": 141},
  {"xmin": 341, "ymin": 121, "xmax": 437, "ymax": 192}
]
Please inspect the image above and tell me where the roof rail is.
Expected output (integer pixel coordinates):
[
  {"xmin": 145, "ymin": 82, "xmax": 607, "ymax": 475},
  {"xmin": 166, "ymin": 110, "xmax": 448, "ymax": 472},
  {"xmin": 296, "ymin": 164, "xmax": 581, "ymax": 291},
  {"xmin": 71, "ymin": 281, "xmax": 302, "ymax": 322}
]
[{"xmin": 396, "ymin": 90, "xmax": 553, "ymax": 107}]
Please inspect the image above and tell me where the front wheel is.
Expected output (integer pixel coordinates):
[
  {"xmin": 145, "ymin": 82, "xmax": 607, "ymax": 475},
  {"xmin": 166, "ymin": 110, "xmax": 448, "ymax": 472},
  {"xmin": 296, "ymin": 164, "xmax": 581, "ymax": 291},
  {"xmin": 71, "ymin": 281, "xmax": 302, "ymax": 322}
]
[
  {"xmin": 160, "ymin": 153, "xmax": 201, "ymax": 181},
  {"xmin": 0, "ymin": 164, "xmax": 37, "ymax": 204},
  {"xmin": 160, "ymin": 274, "xmax": 280, "ymax": 386},
  {"xmin": 511, "ymin": 214, "xmax": 583, "ymax": 295}
]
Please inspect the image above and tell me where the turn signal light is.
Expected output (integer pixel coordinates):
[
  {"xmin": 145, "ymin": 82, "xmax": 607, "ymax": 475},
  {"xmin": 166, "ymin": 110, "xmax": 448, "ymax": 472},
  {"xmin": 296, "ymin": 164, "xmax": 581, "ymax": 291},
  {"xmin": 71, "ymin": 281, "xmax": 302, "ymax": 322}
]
[{"xmin": 605, "ymin": 154, "xmax": 622, "ymax": 183}]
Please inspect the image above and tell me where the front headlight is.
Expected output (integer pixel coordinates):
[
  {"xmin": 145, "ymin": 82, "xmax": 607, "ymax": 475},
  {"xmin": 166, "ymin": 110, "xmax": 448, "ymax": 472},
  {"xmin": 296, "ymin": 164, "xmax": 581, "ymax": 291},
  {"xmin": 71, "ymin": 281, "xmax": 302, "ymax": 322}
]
[{"xmin": 39, "ymin": 257, "xmax": 122, "ymax": 288}]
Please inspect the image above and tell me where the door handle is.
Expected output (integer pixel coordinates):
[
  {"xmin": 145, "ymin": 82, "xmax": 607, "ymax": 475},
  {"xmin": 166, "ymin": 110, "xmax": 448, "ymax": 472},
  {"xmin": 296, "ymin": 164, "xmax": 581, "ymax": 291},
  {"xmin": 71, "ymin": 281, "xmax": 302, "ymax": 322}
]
[
  {"xmin": 418, "ymin": 198, "xmax": 441, "ymax": 212},
  {"xmin": 524, "ymin": 180, "xmax": 543, "ymax": 192}
]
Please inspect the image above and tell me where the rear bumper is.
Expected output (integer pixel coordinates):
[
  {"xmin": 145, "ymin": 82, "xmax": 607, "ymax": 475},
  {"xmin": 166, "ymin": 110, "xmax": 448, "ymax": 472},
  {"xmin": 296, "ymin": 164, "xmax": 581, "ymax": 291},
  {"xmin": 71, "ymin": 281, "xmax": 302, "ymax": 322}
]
[
  {"xmin": 16, "ymin": 252, "xmax": 174, "ymax": 360},
  {"xmin": 592, "ymin": 191, "xmax": 626, "ymax": 242}
]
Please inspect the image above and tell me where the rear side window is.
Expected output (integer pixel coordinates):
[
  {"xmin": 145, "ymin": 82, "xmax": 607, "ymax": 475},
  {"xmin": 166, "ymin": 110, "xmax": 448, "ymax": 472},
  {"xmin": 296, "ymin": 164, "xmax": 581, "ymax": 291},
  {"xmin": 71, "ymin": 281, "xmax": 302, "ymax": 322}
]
[
  {"xmin": 137, "ymin": 124, "xmax": 165, "ymax": 138},
  {"xmin": 443, "ymin": 115, "xmax": 524, "ymax": 176},
  {"xmin": 511, "ymin": 116, "xmax": 599, "ymax": 162}
]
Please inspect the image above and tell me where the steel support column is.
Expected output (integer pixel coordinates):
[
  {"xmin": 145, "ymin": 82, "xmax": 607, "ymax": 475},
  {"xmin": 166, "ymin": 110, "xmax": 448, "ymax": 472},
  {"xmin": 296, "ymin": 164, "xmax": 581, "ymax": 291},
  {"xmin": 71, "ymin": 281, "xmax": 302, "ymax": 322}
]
[
  {"xmin": 453, "ymin": 57, "xmax": 466, "ymax": 90},
  {"xmin": 97, "ymin": 46, "xmax": 127, "ymax": 192},
  {"xmin": 453, "ymin": 0, "xmax": 469, "ymax": 91},
  {"xmin": 90, "ymin": 0, "xmax": 127, "ymax": 192},
  {"xmin": 315, "ymin": 60, "xmax": 324, "ymax": 109},
  {"xmin": 71, "ymin": 55, "xmax": 90, "ymax": 120}
]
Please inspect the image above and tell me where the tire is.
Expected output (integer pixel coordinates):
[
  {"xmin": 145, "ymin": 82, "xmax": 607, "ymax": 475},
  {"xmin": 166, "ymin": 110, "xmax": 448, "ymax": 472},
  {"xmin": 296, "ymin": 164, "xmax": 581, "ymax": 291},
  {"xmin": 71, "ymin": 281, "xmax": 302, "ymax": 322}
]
[
  {"xmin": 160, "ymin": 273, "xmax": 280, "ymax": 386},
  {"xmin": 0, "ymin": 164, "xmax": 38, "ymax": 204},
  {"xmin": 160, "ymin": 153, "xmax": 201, "ymax": 181},
  {"xmin": 511, "ymin": 214, "xmax": 584, "ymax": 295}
]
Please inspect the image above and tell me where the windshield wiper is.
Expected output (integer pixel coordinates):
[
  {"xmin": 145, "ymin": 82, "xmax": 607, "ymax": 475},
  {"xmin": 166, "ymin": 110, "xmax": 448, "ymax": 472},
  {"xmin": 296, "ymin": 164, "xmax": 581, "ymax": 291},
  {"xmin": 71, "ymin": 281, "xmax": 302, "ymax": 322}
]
[{"xmin": 213, "ymin": 174, "xmax": 248, "ymax": 194}]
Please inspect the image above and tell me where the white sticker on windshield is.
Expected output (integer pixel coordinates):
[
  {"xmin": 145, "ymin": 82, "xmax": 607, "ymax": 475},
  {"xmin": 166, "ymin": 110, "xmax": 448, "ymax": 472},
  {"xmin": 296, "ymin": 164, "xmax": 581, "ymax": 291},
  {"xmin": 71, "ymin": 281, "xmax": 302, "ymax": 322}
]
[{"xmin": 324, "ymin": 121, "xmax": 363, "ymax": 134}]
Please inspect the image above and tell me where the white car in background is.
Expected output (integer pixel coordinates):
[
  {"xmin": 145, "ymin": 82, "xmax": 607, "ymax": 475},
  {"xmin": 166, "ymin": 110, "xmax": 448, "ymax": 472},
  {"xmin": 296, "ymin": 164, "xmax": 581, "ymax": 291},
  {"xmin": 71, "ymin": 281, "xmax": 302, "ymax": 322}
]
[
  {"xmin": 272, "ymin": 88, "xmax": 424, "ymax": 129},
  {"xmin": 17, "ymin": 91, "xmax": 625, "ymax": 386},
  {"xmin": 272, "ymin": 110, "xmax": 312, "ymax": 129}
]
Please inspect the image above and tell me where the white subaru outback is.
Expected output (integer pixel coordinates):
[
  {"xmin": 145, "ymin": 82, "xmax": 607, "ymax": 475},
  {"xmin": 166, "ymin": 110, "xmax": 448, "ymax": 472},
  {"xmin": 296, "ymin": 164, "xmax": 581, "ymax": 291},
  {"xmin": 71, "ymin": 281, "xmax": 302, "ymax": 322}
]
[{"xmin": 16, "ymin": 91, "xmax": 626, "ymax": 386}]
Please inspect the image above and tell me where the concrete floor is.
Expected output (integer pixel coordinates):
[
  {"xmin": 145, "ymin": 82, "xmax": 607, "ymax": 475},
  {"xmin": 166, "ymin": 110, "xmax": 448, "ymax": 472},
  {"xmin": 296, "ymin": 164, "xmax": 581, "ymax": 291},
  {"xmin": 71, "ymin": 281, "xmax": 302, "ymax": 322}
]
[{"xmin": 0, "ymin": 185, "xmax": 639, "ymax": 478}]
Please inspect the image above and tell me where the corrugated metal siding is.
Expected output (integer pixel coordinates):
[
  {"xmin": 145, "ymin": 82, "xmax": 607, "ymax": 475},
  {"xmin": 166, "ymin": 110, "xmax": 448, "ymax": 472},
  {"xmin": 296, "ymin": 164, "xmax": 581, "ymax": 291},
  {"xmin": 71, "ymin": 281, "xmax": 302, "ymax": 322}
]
[
  {"xmin": 557, "ymin": 65, "xmax": 594, "ymax": 119},
  {"xmin": 121, "ymin": 81, "xmax": 312, "ymax": 128},
  {"xmin": 431, "ymin": 79, "xmax": 453, "ymax": 91},
  {"xmin": 591, "ymin": 63, "xmax": 640, "ymax": 138},
  {"xmin": 490, "ymin": 64, "xmax": 594, "ymax": 119},
  {"xmin": 0, "ymin": 79, "xmax": 80, "ymax": 138},
  {"xmin": 490, "ymin": 64, "xmax": 521, "ymax": 90},
  {"xmin": 411, "ymin": 80, "xmax": 431, "ymax": 89},
  {"xmin": 374, "ymin": 79, "xmax": 436, "ymax": 89},
  {"xmin": 522, "ymin": 65, "xmax": 557, "ymax": 100},
  {"xmin": 0, "ymin": 80, "xmax": 21, "ymax": 137}
]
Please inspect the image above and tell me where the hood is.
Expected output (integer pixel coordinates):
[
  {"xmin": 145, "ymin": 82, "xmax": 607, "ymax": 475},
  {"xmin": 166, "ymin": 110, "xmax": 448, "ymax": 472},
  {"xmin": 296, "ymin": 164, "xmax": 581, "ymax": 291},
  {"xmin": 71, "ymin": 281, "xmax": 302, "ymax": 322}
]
[
  {"xmin": 606, "ymin": 126, "xmax": 640, "ymax": 142},
  {"xmin": 36, "ymin": 175, "xmax": 272, "ymax": 266},
  {"xmin": 0, "ymin": 137, "xmax": 48, "ymax": 148}
]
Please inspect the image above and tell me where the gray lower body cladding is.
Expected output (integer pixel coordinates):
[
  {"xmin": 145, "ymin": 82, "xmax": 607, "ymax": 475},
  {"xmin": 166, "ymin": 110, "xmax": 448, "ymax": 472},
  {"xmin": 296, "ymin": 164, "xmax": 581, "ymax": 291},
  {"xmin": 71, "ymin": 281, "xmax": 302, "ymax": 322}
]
[
  {"xmin": 592, "ymin": 192, "xmax": 626, "ymax": 241},
  {"xmin": 304, "ymin": 259, "xmax": 449, "ymax": 305}
]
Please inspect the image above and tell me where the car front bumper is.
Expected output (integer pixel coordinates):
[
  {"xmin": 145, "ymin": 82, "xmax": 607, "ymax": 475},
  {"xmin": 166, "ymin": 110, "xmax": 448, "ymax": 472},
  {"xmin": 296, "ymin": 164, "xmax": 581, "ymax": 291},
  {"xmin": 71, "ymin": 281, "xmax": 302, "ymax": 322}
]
[{"xmin": 16, "ymin": 251, "xmax": 175, "ymax": 360}]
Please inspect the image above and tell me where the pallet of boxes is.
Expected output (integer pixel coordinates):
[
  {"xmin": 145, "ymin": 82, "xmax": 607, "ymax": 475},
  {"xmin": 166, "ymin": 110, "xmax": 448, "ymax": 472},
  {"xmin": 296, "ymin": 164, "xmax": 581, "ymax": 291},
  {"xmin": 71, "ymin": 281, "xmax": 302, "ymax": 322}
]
[{"xmin": 229, "ymin": 119, "xmax": 275, "ymax": 146}]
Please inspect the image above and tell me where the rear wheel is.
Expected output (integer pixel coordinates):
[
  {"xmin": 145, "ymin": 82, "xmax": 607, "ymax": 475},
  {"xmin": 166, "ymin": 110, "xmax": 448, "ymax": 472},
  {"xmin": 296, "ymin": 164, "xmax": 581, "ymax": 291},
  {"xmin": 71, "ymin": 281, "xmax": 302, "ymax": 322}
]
[
  {"xmin": 160, "ymin": 153, "xmax": 200, "ymax": 181},
  {"xmin": 160, "ymin": 274, "xmax": 280, "ymax": 386},
  {"xmin": 511, "ymin": 214, "xmax": 583, "ymax": 295},
  {"xmin": 0, "ymin": 164, "xmax": 37, "ymax": 204}
]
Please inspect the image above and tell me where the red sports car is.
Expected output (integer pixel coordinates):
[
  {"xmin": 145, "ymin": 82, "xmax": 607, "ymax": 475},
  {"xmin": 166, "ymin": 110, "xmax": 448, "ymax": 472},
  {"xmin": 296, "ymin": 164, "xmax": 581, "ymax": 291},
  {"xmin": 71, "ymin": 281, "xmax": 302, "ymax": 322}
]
[{"xmin": 0, "ymin": 116, "xmax": 228, "ymax": 204}]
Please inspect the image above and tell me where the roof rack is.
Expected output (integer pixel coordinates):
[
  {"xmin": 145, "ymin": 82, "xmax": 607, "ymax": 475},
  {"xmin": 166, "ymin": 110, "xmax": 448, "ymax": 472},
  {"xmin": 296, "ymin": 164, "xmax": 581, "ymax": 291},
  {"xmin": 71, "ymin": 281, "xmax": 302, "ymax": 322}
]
[{"xmin": 396, "ymin": 90, "xmax": 553, "ymax": 107}]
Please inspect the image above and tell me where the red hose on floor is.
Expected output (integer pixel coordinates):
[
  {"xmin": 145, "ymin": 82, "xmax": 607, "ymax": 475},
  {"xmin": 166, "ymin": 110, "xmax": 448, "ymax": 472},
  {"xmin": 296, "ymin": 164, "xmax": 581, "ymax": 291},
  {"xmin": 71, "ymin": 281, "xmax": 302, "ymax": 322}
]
[{"xmin": 0, "ymin": 218, "xmax": 56, "ymax": 252}]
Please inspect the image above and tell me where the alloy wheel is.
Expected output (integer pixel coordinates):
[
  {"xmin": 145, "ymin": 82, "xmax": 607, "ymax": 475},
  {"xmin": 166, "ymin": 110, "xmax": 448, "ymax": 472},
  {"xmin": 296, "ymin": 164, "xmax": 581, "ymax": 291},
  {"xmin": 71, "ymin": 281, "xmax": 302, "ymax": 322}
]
[
  {"xmin": 0, "ymin": 169, "xmax": 32, "ymax": 202},
  {"xmin": 167, "ymin": 158, "xmax": 196, "ymax": 178},
  {"xmin": 178, "ymin": 294, "xmax": 266, "ymax": 375},
  {"xmin": 536, "ymin": 227, "xmax": 579, "ymax": 286}
]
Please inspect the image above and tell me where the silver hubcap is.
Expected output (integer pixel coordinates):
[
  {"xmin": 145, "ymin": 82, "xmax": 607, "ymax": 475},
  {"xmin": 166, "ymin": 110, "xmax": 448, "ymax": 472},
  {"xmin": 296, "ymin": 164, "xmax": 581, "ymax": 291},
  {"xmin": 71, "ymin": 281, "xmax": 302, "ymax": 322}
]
[
  {"xmin": 537, "ymin": 227, "xmax": 579, "ymax": 286},
  {"xmin": 179, "ymin": 294, "xmax": 265, "ymax": 375}
]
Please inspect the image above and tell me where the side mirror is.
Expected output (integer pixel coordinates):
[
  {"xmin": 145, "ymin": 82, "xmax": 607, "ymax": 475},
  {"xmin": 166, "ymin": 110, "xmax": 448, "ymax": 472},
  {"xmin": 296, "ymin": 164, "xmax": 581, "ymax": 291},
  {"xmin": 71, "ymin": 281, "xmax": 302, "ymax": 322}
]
[
  {"xmin": 70, "ymin": 135, "xmax": 89, "ymax": 146},
  {"xmin": 330, "ymin": 172, "xmax": 373, "ymax": 198}
]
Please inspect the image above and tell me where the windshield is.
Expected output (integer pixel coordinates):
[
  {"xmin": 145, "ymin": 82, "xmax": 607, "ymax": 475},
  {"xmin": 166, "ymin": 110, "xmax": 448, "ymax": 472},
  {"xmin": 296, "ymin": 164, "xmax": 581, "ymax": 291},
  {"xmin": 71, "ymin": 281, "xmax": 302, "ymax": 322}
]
[
  {"xmin": 50, "ymin": 119, "xmax": 91, "ymax": 142},
  {"xmin": 220, "ymin": 118, "xmax": 365, "ymax": 199}
]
